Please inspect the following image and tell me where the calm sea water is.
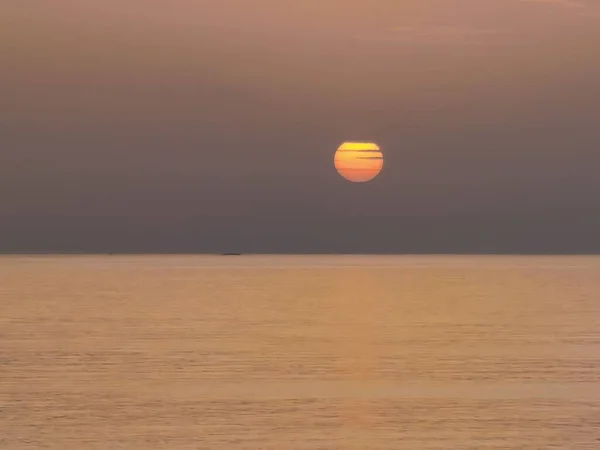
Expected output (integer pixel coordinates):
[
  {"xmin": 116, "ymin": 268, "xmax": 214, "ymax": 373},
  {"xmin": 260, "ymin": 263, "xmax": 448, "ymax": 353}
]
[{"xmin": 2, "ymin": 255, "xmax": 600, "ymax": 449}]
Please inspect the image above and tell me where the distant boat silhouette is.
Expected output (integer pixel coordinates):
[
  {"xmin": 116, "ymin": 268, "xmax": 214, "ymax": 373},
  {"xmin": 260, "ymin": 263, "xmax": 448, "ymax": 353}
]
[{"xmin": 221, "ymin": 253, "xmax": 242, "ymax": 256}]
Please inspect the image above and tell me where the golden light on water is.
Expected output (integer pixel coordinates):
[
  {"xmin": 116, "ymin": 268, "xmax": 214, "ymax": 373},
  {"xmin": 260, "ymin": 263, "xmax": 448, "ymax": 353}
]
[{"xmin": 334, "ymin": 142, "xmax": 383, "ymax": 183}]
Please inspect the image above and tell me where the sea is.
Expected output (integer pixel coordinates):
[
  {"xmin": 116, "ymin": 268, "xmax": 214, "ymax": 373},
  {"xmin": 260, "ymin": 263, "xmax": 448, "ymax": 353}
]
[{"xmin": 2, "ymin": 255, "xmax": 600, "ymax": 449}]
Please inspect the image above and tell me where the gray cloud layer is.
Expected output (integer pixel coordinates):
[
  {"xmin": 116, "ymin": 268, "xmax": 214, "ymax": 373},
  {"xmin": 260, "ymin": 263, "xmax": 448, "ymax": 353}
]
[{"xmin": 1, "ymin": 1, "xmax": 600, "ymax": 253}]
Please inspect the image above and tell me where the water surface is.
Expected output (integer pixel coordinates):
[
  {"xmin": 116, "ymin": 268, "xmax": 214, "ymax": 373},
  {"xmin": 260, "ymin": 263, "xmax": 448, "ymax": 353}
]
[{"xmin": 2, "ymin": 255, "xmax": 600, "ymax": 448}]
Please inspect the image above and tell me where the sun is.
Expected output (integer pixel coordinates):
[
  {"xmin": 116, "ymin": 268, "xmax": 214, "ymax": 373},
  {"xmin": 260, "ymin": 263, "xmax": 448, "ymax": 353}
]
[{"xmin": 334, "ymin": 142, "xmax": 384, "ymax": 183}]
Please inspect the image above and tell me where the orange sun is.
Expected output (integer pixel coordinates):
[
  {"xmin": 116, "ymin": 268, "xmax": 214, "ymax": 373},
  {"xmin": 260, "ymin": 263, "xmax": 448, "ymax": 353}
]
[{"xmin": 334, "ymin": 142, "xmax": 384, "ymax": 182}]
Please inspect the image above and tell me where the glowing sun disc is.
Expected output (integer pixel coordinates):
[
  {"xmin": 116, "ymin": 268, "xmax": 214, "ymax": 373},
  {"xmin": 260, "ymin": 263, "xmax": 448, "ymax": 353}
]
[{"xmin": 334, "ymin": 142, "xmax": 383, "ymax": 182}]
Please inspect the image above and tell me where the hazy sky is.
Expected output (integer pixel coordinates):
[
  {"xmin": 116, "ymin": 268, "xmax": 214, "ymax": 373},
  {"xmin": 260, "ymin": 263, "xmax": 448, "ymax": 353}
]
[{"xmin": 2, "ymin": 1, "xmax": 600, "ymax": 253}]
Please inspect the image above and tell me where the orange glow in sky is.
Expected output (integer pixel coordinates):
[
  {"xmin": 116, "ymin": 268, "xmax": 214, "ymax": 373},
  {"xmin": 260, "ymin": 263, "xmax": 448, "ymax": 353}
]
[{"xmin": 334, "ymin": 142, "xmax": 383, "ymax": 183}]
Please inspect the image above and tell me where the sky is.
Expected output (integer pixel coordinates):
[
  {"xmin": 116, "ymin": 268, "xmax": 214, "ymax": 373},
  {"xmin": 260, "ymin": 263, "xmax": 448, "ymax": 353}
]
[{"xmin": 2, "ymin": 0, "xmax": 600, "ymax": 253}]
